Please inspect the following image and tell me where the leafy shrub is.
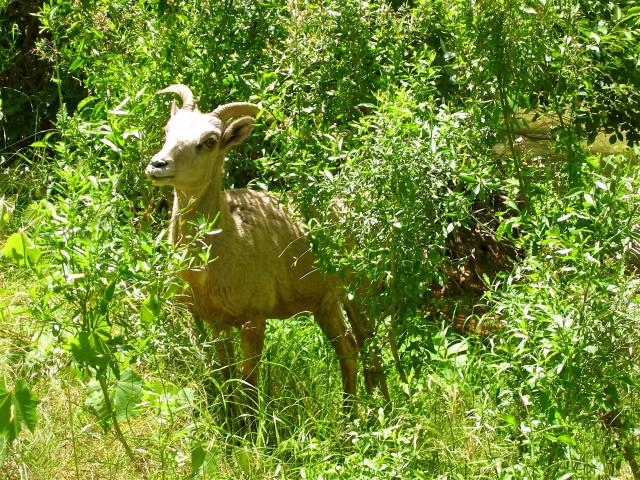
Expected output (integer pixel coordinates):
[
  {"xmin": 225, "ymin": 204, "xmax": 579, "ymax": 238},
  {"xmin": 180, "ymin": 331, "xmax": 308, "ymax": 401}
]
[{"xmin": 484, "ymin": 155, "xmax": 640, "ymax": 477}]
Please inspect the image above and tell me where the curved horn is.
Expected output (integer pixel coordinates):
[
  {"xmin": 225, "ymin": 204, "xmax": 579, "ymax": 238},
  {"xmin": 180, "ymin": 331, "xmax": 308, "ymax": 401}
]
[
  {"xmin": 156, "ymin": 84, "xmax": 195, "ymax": 111},
  {"xmin": 212, "ymin": 102, "xmax": 260, "ymax": 122}
]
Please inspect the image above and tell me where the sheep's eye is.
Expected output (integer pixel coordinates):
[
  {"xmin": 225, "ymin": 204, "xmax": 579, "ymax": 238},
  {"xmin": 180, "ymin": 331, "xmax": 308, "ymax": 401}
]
[{"xmin": 204, "ymin": 137, "xmax": 217, "ymax": 149}]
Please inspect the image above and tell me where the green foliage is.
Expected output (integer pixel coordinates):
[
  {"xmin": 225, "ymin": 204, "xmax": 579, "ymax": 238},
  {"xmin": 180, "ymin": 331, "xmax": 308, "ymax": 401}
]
[
  {"xmin": 1, "ymin": 0, "xmax": 640, "ymax": 478},
  {"xmin": 482, "ymin": 155, "xmax": 640, "ymax": 477},
  {"xmin": 304, "ymin": 90, "xmax": 490, "ymax": 315}
]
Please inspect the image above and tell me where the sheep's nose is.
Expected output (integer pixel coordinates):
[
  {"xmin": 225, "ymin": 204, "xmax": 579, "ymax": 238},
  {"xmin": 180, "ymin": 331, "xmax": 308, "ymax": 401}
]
[{"xmin": 150, "ymin": 158, "xmax": 169, "ymax": 169}]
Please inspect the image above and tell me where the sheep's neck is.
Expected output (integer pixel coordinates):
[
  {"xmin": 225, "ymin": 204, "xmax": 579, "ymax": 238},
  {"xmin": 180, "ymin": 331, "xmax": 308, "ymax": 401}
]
[{"xmin": 171, "ymin": 168, "xmax": 233, "ymax": 246}]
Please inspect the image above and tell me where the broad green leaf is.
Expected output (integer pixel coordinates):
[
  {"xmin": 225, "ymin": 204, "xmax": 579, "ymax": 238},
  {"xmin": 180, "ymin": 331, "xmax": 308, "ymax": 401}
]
[
  {"xmin": 503, "ymin": 414, "xmax": 518, "ymax": 426},
  {"xmin": 192, "ymin": 444, "xmax": 206, "ymax": 475},
  {"xmin": 101, "ymin": 138, "xmax": 122, "ymax": 153},
  {"xmin": 76, "ymin": 96, "xmax": 97, "ymax": 111},
  {"xmin": 583, "ymin": 192, "xmax": 595, "ymax": 207},
  {"xmin": 447, "ymin": 341, "xmax": 468, "ymax": 355},
  {"xmin": 85, "ymin": 371, "xmax": 143, "ymax": 431},
  {"xmin": 459, "ymin": 173, "xmax": 476, "ymax": 184},
  {"xmin": 69, "ymin": 56, "xmax": 84, "ymax": 71},
  {"xmin": 100, "ymin": 281, "xmax": 117, "ymax": 315},
  {"xmin": 68, "ymin": 332, "xmax": 96, "ymax": 366},
  {"xmin": 12, "ymin": 382, "xmax": 38, "ymax": 433},
  {"xmin": 192, "ymin": 444, "xmax": 218, "ymax": 476},
  {"xmin": 144, "ymin": 379, "xmax": 180, "ymax": 397},
  {"xmin": 104, "ymin": 280, "xmax": 117, "ymax": 303},
  {"xmin": 113, "ymin": 368, "xmax": 143, "ymax": 421},
  {"xmin": 0, "ymin": 381, "xmax": 38, "ymax": 443},
  {"xmin": 1, "ymin": 232, "xmax": 42, "ymax": 266}
]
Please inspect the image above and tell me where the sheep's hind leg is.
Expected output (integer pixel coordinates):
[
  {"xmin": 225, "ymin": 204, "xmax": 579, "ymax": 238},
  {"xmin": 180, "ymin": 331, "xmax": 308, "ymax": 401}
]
[
  {"xmin": 344, "ymin": 301, "xmax": 390, "ymax": 404},
  {"xmin": 314, "ymin": 301, "xmax": 359, "ymax": 412}
]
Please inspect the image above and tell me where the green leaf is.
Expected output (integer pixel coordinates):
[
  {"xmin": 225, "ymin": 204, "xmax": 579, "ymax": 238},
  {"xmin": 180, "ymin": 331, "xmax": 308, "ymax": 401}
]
[
  {"xmin": 100, "ymin": 280, "xmax": 117, "ymax": 315},
  {"xmin": 583, "ymin": 192, "xmax": 595, "ymax": 207},
  {"xmin": 459, "ymin": 173, "xmax": 477, "ymax": 184},
  {"xmin": 76, "ymin": 96, "xmax": 97, "ymax": 111},
  {"xmin": 192, "ymin": 444, "xmax": 218, "ymax": 476},
  {"xmin": 113, "ymin": 368, "xmax": 143, "ymax": 421},
  {"xmin": 503, "ymin": 414, "xmax": 518, "ymax": 426},
  {"xmin": 104, "ymin": 280, "xmax": 117, "ymax": 303},
  {"xmin": 67, "ymin": 330, "xmax": 111, "ymax": 372},
  {"xmin": 101, "ymin": 138, "xmax": 122, "ymax": 153},
  {"xmin": 69, "ymin": 56, "xmax": 84, "ymax": 71},
  {"xmin": 557, "ymin": 434, "xmax": 577, "ymax": 446},
  {"xmin": 503, "ymin": 199, "xmax": 520, "ymax": 211},
  {"xmin": 233, "ymin": 447, "xmax": 253, "ymax": 476},
  {"xmin": 68, "ymin": 332, "xmax": 95, "ymax": 366},
  {"xmin": 191, "ymin": 444, "xmax": 206, "ymax": 476},
  {"xmin": 0, "ymin": 381, "xmax": 13, "ymax": 441},
  {"xmin": 0, "ymin": 380, "xmax": 38, "ymax": 443},
  {"xmin": 140, "ymin": 294, "xmax": 160, "ymax": 324},
  {"xmin": 85, "ymin": 370, "xmax": 144, "ymax": 431},
  {"xmin": 622, "ymin": 6, "xmax": 640, "ymax": 23},
  {"xmin": 1, "ymin": 232, "xmax": 42, "ymax": 266},
  {"xmin": 594, "ymin": 180, "xmax": 608, "ymax": 191},
  {"xmin": 13, "ymin": 382, "xmax": 38, "ymax": 433}
]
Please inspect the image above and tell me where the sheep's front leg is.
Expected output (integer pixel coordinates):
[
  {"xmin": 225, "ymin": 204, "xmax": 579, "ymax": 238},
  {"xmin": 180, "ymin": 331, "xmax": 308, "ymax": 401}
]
[
  {"xmin": 239, "ymin": 318, "xmax": 266, "ymax": 410},
  {"xmin": 344, "ymin": 301, "xmax": 390, "ymax": 404},
  {"xmin": 210, "ymin": 326, "xmax": 242, "ymax": 424},
  {"xmin": 213, "ymin": 327, "xmax": 236, "ymax": 382}
]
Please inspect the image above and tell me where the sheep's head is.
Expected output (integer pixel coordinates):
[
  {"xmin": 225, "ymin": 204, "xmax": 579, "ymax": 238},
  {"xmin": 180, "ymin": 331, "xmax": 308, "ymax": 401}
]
[{"xmin": 146, "ymin": 84, "xmax": 259, "ymax": 192}]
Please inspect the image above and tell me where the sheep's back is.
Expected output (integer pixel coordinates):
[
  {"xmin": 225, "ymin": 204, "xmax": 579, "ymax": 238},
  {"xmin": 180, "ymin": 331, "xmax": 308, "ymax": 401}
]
[{"xmin": 204, "ymin": 189, "xmax": 336, "ymax": 320}]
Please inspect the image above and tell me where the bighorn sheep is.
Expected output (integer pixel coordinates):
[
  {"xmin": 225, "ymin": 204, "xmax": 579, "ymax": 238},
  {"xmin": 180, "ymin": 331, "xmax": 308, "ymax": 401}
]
[{"xmin": 145, "ymin": 84, "xmax": 362, "ymax": 409}]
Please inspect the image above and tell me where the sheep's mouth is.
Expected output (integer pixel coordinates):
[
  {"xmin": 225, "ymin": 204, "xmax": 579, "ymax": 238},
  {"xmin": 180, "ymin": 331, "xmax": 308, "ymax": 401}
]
[
  {"xmin": 145, "ymin": 165, "xmax": 175, "ymax": 181},
  {"xmin": 146, "ymin": 172, "xmax": 175, "ymax": 184}
]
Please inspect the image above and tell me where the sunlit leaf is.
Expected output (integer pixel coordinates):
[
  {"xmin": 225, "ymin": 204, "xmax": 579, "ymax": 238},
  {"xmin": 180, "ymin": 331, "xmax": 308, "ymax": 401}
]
[{"xmin": 1, "ymin": 232, "xmax": 42, "ymax": 266}]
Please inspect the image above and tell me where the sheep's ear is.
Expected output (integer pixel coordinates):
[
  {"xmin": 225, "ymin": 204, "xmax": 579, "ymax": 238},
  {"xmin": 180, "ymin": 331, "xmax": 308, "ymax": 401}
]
[
  {"xmin": 170, "ymin": 100, "xmax": 178, "ymax": 116},
  {"xmin": 221, "ymin": 116, "xmax": 254, "ymax": 150}
]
